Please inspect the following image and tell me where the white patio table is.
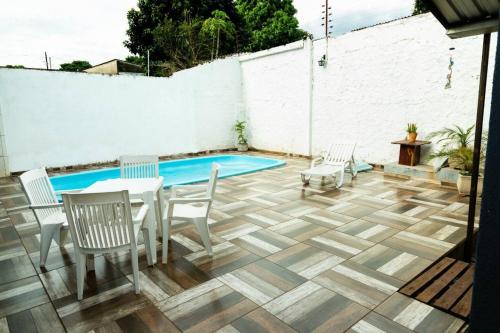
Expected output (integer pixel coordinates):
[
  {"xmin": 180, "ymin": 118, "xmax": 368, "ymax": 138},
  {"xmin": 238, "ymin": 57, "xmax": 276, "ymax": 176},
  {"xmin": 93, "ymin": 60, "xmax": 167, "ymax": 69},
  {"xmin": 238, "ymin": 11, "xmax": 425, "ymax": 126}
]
[{"xmin": 81, "ymin": 177, "xmax": 165, "ymax": 265}]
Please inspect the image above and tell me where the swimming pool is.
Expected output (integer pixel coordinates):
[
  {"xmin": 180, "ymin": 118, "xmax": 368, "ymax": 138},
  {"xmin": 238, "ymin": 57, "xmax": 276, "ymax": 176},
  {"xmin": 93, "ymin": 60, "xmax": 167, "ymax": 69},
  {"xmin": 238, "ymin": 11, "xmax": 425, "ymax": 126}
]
[{"xmin": 50, "ymin": 155, "xmax": 285, "ymax": 196}]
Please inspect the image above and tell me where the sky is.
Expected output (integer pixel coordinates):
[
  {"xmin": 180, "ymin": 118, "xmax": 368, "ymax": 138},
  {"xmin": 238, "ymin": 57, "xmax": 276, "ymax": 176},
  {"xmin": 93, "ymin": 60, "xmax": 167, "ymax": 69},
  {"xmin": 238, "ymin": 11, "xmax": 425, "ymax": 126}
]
[{"xmin": 0, "ymin": 0, "xmax": 415, "ymax": 69}]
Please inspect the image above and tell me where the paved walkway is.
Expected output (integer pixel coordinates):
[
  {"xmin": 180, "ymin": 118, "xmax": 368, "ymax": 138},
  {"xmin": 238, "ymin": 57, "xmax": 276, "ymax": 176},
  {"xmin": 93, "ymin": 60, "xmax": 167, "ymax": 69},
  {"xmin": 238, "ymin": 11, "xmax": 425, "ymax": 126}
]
[{"xmin": 0, "ymin": 155, "xmax": 473, "ymax": 332}]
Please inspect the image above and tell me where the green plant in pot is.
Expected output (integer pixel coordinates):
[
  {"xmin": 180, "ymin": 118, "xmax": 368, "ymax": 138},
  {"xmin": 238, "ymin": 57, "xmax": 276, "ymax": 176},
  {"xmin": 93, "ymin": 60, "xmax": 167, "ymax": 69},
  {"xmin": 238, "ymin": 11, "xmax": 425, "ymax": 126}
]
[
  {"xmin": 234, "ymin": 121, "xmax": 248, "ymax": 152},
  {"xmin": 406, "ymin": 123, "xmax": 418, "ymax": 142},
  {"xmin": 427, "ymin": 125, "xmax": 487, "ymax": 195}
]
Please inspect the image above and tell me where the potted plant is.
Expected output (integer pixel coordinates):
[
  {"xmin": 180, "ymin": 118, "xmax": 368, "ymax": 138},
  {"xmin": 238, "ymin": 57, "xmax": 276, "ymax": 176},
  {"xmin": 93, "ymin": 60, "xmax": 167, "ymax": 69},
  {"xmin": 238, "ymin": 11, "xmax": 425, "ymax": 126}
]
[
  {"xmin": 427, "ymin": 125, "xmax": 486, "ymax": 195},
  {"xmin": 234, "ymin": 120, "xmax": 248, "ymax": 152},
  {"xmin": 406, "ymin": 123, "xmax": 418, "ymax": 142}
]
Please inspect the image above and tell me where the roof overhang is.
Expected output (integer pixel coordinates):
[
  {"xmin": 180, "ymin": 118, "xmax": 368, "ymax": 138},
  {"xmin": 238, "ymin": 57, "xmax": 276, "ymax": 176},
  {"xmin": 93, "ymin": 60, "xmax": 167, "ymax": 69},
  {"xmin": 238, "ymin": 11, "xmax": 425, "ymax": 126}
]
[{"xmin": 422, "ymin": 0, "xmax": 499, "ymax": 38}]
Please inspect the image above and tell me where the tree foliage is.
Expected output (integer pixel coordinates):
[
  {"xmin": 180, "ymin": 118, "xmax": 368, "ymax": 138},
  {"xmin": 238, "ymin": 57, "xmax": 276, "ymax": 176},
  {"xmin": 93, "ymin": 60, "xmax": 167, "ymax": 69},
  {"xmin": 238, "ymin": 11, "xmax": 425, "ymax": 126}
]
[
  {"xmin": 124, "ymin": 0, "xmax": 304, "ymax": 75},
  {"xmin": 59, "ymin": 60, "xmax": 92, "ymax": 72},
  {"xmin": 235, "ymin": 0, "xmax": 305, "ymax": 52},
  {"xmin": 5, "ymin": 65, "xmax": 25, "ymax": 69},
  {"xmin": 413, "ymin": 0, "xmax": 430, "ymax": 15}
]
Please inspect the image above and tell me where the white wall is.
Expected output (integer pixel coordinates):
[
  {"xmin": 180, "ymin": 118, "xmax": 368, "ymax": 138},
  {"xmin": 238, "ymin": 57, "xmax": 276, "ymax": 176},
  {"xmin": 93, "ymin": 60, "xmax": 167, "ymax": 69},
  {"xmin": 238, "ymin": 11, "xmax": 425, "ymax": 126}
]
[
  {"xmin": 0, "ymin": 14, "xmax": 497, "ymax": 172},
  {"xmin": 312, "ymin": 14, "xmax": 496, "ymax": 163},
  {"xmin": 0, "ymin": 57, "xmax": 242, "ymax": 171},
  {"xmin": 240, "ymin": 41, "xmax": 311, "ymax": 155},
  {"xmin": 241, "ymin": 14, "xmax": 497, "ymax": 163}
]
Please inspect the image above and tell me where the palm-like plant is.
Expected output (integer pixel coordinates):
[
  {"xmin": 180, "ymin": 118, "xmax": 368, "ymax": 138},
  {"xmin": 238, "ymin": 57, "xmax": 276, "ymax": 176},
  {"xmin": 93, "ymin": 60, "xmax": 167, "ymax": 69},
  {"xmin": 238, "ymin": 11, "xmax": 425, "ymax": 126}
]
[
  {"xmin": 427, "ymin": 125, "xmax": 487, "ymax": 175},
  {"xmin": 201, "ymin": 10, "xmax": 236, "ymax": 60}
]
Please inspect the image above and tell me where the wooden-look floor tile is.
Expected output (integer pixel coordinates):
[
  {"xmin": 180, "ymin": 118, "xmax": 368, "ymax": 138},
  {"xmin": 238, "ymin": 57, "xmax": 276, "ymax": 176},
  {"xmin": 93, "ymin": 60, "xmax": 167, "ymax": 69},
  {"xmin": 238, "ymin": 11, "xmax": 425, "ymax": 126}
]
[
  {"xmin": 268, "ymin": 243, "xmax": 344, "ymax": 279},
  {"xmin": 305, "ymin": 230, "xmax": 374, "ymax": 259},
  {"xmin": 346, "ymin": 311, "xmax": 413, "ymax": 333},
  {"xmin": 210, "ymin": 217, "xmax": 262, "ymax": 241},
  {"xmin": 381, "ymin": 231, "xmax": 455, "ymax": 261},
  {"xmin": 406, "ymin": 220, "xmax": 466, "ymax": 244},
  {"xmin": 230, "ymin": 229, "xmax": 298, "ymax": 257},
  {"xmin": 91, "ymin": 304, "xmax": 180, "ymax": 333},
  {"xmin": 2, "ymin": 302, "xmax": 64, "ymax": 333},
  {"xmin": 218, "ymin": 259, "xmax": 306, "ymax": 305},
  {"xmin": 269, "ymin": 219, "xmax": 328, "ymax": 242},
  {"xmin": 53, "ymin": 276, "xmax": 149, "ymax": 333},
  {"xmin": 375, "ymin": 293, "xmax": 464, "ymax": 333},
  {"xmin": 327, "ymin": 202, "xmax": 379, "ymax": 219},
  {"xmin": 184, "ymin": 242, "xmax": 260, "ymax": 277},
  {"xmin": 336, "ymin": 219, "xmax": 399, "ymax": 243},
  {"xmin": 241, "ymin": 210, "xmax": 292, "ymax": 227},
  {"xmin": 0, "ymin": 276, "xmax": 49, "ymax": 318},
  {"xmin": 270, "ymin": 200, "xmax": 321, "ymax": 218},
  {"xmin": 161, "ymin": 281, "xmax": 257, "ymax": 333},
  {"xmin": 351, "ymin": 244, "xmax": 432, "ymax": 282},
  {"xmin": 363, "ymin": 210, "xmax": 421, "ymax": 230},
  {"xmin": 301, "ymin": 209, "xmax": 356, "ymax": 229},
  {"xmin": 40, "ymin": 255, "xmax": 124, "ymax": 301},
  {"xmin": 384, "ymin": 203, "xmax": 439, "ymax": 220},
  {"xmin": 218, "ymin": 308, "xmax": 297, "ymax": 333},
  {"xmin": 263, "ymin": 281, "xmax": 370, "ymax": 333},
  {"xmin": 313, "ymin": 260, "xmax": 403, "ymax": 309}
]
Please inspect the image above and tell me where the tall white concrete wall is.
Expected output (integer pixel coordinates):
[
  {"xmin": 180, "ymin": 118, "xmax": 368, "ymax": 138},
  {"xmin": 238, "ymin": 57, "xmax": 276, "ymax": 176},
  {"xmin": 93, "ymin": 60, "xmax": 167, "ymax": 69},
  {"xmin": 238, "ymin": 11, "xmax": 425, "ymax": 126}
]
[
  {"xmin": 241, "ymin": 14, "xmax": 497, "ymax": 163},
  {"xmin": 0, "ymin": 13, "xmax": 497, "ymax": 173},
  {"xmin": 240, "ymin": 41, "xmax": 311, "ymax": 155},
  {"xmin": 0, "ymin": 57, "xmax": 242, "ymax": 172}
]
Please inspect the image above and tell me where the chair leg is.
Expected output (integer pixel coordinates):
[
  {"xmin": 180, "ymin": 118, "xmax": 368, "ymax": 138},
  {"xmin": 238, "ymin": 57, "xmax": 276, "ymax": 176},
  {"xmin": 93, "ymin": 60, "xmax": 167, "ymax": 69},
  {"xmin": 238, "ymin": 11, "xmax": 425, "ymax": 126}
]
[
  {"xmin": 131, "ymin": 247, "xmax": 140, "ymax": 294},
  {"xmin": 193, "ymin": 218, "xmax": 212, "ymax": 256},
  {"xmin": 301, "ymin": 174, "xmax": 310, "ymax": 185},
  {"xmin": 335, "ymin": 168, "xmax": 345, "ymax": 188},
  {"xmin": 39, "ymin": 225, "xmax": 58, "ymax": 267},
  {"xmin": 162, "ymin": 216, "xmax": 171, "ymax": 264},
  {"xmin": 142, "ymin": 228, "xmax": 153, "ymax": 266},
  {"xmin": 52, "ymin": 227, "xmax": 69, "ymax": 247},
  {"xmin": 75, "ymin": 253, "xmax": 86, "ymax": 300}
]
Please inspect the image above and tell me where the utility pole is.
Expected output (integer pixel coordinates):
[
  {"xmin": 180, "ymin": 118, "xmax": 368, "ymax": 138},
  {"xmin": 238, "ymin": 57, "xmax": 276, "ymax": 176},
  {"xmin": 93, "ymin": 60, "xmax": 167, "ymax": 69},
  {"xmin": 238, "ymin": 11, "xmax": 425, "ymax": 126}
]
[
  {"xmin": 44, "ymin": 52, "xmax": 49, "ymax": 70},
  {"xmin": 49, "ymin": 57, "xmax": 52, "ymax": 70},
  {"xmin": 320, "ymin": 0, "xmax": 333, "ymax": 67},
  {"xmin": 147, "ymin": 50, "xmax": 150, "ymax": 77}
]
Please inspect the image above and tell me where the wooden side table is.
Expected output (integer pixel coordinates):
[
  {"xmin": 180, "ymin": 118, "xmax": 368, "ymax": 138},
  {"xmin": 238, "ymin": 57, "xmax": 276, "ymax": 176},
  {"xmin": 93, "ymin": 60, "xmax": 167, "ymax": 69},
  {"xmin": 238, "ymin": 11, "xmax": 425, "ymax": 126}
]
[{"xmin": 391, "ymin": 140, "xmax": 431, "ymax": 166}]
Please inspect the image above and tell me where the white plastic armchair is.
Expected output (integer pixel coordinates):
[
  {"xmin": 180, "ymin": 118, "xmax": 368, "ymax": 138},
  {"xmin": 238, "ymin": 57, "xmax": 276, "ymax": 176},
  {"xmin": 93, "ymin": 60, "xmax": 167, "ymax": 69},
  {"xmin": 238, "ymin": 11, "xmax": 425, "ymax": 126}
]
[
  {"xmin": 162, "ymin": 164, "xmax": 219, "ymax": 264},
  {"xmin": 120, "ymin": 155, "xmax": 159, "ymax": 179},
  {"xmin": 302, "ymin": 143, "xmax": 357, "ymax": 188},
  {"xmin": 62, "ymin": 190, "xmax": 149, "ymax": 300},
  {"xmin": 19, "ymin": 168, "xmax": 69, "ymax": 267}
]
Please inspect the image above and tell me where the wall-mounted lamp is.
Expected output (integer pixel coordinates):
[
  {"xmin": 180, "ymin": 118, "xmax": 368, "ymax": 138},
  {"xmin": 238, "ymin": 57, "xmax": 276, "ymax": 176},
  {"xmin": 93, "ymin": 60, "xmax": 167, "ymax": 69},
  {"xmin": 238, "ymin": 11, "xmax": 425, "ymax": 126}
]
[{"xmin": 318, "ymin": 55, "xmax": 327, "ymax": 67}]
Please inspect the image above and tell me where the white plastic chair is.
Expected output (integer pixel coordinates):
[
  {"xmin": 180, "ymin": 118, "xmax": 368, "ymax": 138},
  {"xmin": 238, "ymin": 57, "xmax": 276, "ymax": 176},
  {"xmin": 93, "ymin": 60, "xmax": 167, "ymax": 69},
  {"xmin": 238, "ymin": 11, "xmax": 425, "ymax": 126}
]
[
  {"xmin": 162, "ymin": 164, "xmax": 219, "ymax": 264},
  {"xmin": 301, "ymin": 143, "xmax": 357, "ymax": 188},
  {"xmin": 120, "ymin": 155, "xmax": 159, "ymax": 179},
  {"xmin": 19, "ymin": 168, "xmax": 69, "ymax": 267},
  {"xmin": 62, "ymin": 190, "xmax": 149, "ymax": 300}
]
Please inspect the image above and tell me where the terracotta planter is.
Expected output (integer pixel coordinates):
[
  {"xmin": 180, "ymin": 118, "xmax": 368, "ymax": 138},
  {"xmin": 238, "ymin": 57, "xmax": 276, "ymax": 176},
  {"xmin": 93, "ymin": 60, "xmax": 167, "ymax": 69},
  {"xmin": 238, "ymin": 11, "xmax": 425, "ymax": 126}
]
[
  {"xmin": 407, "ymin": 132, "xmax": 418, "ymax": 143},
  {"xmin": 457, "ymin": 174, "xmax": 483, "ymax": 196}
]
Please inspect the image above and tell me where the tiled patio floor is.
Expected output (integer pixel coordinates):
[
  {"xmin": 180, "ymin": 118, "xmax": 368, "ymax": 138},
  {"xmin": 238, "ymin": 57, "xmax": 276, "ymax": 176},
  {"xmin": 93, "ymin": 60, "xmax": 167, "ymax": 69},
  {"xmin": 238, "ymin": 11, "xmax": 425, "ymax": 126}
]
[{"xmin": 0, "ymin": 155, "xmax": 475, "ymax": 332}]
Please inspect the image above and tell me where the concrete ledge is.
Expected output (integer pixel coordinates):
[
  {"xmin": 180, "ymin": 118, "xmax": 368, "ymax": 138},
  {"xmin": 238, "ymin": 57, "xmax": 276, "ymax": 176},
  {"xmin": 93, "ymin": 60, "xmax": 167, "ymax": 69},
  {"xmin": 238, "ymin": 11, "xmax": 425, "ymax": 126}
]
[{"xmin": 384, "ymin": 162, "xmax": 460, "ymax": 184}]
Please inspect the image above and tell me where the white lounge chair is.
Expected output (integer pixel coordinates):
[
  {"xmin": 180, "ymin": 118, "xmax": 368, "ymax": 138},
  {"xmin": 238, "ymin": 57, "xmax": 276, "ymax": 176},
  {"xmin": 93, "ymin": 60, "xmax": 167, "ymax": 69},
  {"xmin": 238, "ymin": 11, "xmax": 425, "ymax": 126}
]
[
  {"xmin": 162, "ymin": 164, "xmax": 219, "ymax": 264},
  {"xmin": 301, "ymin": 143, "xmax": 357, "ymax": 188},
  {"xmin": 62, "ymin": 190, "xmax": 149, "ymax": 300},
  {"xmin": 19, "ymin": 168, "xmax": 69, "ymax": 267}
]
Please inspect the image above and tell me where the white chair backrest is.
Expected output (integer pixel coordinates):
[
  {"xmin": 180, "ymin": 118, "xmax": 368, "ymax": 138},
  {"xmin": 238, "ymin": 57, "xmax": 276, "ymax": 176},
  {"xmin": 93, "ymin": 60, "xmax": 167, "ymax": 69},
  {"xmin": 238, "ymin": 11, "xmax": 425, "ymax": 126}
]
[
  {"xmin": 324, "ymin": 143, "xmax": 356, "ymax": 164},
  {"xmin": 62, "ymin": 191, "xmax": 135, "ymax": 250},
  {"xmin": 19, "ymin": 168, "xmax": 60, "ymax": 226},
  {"xmin": 206, "ymin": 163, "xmax": 220, "ymax": 198},
  {"xmin": 120, "ymin": 155, "xmax": 159, "ymax": 179}
]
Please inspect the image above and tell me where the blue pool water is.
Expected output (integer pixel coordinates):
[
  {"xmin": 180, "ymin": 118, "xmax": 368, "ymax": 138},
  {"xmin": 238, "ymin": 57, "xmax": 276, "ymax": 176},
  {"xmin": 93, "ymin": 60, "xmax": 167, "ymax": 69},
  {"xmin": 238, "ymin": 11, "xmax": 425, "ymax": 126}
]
[{"xmin": 50, "ymin": 155, "xmax": 285, "ymax": 196}]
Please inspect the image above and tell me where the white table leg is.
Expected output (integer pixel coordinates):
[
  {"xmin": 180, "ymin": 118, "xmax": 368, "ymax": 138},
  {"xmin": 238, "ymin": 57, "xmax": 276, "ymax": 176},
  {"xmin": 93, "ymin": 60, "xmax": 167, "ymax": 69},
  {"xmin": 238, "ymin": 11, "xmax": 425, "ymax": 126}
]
[
  {"xmin": 156, "ymin": 188, "xmax": 164, "ymax": 235},
  {"xmin": 143, "ymin": 190, "xmax": 157, "ymax": 265}
]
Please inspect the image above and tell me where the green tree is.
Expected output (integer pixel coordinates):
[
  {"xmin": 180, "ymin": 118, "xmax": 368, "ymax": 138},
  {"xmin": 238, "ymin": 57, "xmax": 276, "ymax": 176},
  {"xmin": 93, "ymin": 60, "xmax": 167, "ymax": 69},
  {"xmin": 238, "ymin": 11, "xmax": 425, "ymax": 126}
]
[
  {"xmin": 153, "ymin": 15, "xmax": 211, "ymax": 75},
  {"xmin": 202, "ymin": 10, "xmax": 236, "ymax": 59},
  {"xmin": 59, "ymin": 60, "xmax": 92, "ymax": 72},
  {"xmin": 124, "ymin": 0, "xmax": 243, "ymax": 61},
  {"xmin": 236, "ymin": 0, "xmax": 305, "ymax": 52},
  {"xmin": 125, "ymin": 55, "xmax": 145, "ymax": 67},
  {"xmin": 413, "ymin": 0, "xmax": 430, "ymax": 15},
  {"xmin": 5, "ymin": 65, "xmax": 25, "ymax": 69}
]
